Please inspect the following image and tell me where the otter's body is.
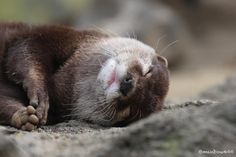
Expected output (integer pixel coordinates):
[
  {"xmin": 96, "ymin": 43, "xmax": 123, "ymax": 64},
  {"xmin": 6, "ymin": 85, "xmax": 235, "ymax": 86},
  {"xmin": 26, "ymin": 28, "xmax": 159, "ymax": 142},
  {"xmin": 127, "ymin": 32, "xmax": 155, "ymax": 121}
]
[{"xmin": 0, "ymin": 22, "xmax": 169, "ymax": 131}]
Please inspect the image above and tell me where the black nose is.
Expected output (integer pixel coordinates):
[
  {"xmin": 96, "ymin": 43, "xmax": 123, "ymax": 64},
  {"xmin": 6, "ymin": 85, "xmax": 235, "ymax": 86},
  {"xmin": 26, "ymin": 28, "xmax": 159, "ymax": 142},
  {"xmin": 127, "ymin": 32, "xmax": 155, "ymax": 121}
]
[{"xmin": 120, "ymin": 77, "xmax": 133, "ymax": 96}]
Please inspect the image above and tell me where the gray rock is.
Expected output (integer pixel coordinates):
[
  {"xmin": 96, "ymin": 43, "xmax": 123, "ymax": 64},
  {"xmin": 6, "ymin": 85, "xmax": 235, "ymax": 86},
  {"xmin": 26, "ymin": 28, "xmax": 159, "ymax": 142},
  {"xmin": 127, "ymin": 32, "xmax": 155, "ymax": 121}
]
[
  {"xmin": 200, "ymin": 75, "xmax": 236, "ymax": 101},
  {"xmin": 1, "ymin": 99, "xmax": 235, "ymax": 157},
  {"xmin": 0, "ymin": 134, "xmax": 29, "ymax": 157},
  {"xmin": 101, "ymin": 100, "xmax": 236, "ymax": 157}
]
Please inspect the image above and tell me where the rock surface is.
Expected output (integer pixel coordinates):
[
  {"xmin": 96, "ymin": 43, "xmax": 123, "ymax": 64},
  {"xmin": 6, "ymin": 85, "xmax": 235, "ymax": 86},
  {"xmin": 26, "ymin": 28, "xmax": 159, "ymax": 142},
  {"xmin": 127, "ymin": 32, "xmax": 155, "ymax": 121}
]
[
  {"xmin": 201, "ymin": 75, "xmax": 236, "ymax": 101},
  {"xmin": 0, "ymin": 130, "xmax": 29, "ymax": 157},
  {"xmin": 0, "ymin": 98, "xmax": 235, "ymax": 157},
  {"xmin": 101, "ymin": 100, "xmax": 236, "ymax": 157}
]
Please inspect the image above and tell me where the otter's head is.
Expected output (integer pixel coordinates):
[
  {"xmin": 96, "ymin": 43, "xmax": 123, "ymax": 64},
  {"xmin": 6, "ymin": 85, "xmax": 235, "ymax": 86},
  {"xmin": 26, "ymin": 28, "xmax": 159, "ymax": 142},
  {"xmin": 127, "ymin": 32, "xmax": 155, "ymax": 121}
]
[{"xmin": 74, "ymin": 37, "xmax": 169, "ymax": 126}]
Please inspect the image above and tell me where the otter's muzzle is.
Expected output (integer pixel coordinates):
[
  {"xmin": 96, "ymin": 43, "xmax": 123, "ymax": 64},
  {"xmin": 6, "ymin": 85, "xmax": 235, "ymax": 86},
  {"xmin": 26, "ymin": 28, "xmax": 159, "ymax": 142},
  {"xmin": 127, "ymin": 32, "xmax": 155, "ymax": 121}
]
[{"xmin": 120, "ymin": 77, "xmax": 133, "ymax": 96}]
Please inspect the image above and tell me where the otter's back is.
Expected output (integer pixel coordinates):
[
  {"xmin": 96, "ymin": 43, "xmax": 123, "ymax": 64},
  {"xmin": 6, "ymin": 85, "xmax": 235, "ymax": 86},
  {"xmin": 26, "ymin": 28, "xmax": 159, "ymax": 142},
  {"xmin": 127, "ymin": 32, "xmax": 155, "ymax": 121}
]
[{"xmin": 0, "ymin": 23, "xmax": 31, "ymax": 80}]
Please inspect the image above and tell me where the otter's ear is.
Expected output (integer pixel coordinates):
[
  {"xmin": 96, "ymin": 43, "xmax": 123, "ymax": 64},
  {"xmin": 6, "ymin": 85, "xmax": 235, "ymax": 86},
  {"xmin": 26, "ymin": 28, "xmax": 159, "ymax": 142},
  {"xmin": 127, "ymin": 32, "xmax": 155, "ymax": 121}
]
[{"xmin": 157, "ymin": 55, "xmax": 168, "ymax": 67}]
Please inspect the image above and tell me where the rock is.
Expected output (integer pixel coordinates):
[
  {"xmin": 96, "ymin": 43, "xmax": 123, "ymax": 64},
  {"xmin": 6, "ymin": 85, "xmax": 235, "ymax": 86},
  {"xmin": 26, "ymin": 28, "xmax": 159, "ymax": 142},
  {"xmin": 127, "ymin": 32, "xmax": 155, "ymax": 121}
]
[
  {"xmin": 0, "ymin": 134, "xmax": 29, "ymax": 157},
  {"xmin": 200, "ymin": 74, "xmax": 236, "ymax": 101},
  {"xmin": 163, "ymin": 99, "xmax": 217, "ymax": 110},
  {"xmin": 0, "ymin": 120, "xmax": 124, "ymax": 157},
  {"xmin": 1, "ymin": 99, "xmax": 235, "ymax": 157},
  {"xmin": 100, "ymin": 100, "xmax": 236, "ymax": 157}
]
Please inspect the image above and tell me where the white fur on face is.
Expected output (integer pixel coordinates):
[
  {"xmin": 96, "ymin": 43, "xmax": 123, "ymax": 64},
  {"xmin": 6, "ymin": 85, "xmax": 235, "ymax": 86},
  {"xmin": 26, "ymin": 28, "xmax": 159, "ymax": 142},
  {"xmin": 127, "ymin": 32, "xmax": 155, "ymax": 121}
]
[
  {"xmin": 97, "ymin": 58, "xmax": 120, "ymax": 99},
  {"xmin": 96, "ymin": 37, "xmax": 156, "ymax": 100}
]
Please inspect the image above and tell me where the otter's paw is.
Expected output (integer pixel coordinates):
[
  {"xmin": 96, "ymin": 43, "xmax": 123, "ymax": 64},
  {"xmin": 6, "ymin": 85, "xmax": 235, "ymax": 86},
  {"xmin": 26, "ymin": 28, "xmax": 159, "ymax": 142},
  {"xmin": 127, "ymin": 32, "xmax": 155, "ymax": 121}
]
[
  {"xmin": 26, "ymin": 86, "xmax": 49, "ymax": 125},
  {"xmin": 11, "ymin": 106, "xmax": 39, "ymax": 131}
]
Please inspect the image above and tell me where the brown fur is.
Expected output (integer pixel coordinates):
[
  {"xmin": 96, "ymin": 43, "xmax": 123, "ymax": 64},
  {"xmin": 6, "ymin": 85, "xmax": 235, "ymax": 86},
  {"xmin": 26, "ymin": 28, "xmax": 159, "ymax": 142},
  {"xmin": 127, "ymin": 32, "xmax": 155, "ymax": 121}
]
[{"xmin": 0, "ymin": 22, "xmax": 169, "ymax": 130}]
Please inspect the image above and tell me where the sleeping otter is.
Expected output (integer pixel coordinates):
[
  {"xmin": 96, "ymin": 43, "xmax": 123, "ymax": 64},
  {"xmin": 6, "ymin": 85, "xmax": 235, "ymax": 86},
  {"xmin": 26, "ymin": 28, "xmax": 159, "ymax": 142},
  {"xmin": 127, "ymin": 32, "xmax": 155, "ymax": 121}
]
[{"xmin": 0, "ymin": 22, "xmax": 169, "ymax": 131}]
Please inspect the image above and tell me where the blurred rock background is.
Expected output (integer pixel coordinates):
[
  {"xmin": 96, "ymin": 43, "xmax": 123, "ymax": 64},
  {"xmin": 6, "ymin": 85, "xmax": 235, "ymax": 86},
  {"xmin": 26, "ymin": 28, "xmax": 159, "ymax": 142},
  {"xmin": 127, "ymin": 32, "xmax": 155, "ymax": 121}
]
[{"xmin": 1, "ymin": 0, "xmax": 236, "ymax": 102}]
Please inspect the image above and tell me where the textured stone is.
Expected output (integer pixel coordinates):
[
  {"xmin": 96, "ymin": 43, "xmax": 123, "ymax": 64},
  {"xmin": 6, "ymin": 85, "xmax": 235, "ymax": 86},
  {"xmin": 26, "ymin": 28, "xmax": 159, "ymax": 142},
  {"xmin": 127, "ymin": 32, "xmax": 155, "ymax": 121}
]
[
  {"xmin": 1, "ymin": 99, "xmax": 235, "ymax": 157},
  {"xmin": 101, "ymin": 100, "xmax": 236, "ymax": 157},
  {"xmin": 0, "ymin": 134, "xmax": 29, "ymax": 157},
  {"xmin": 201, "ymin": 75, "xmax": 236, "ymax": 101}
]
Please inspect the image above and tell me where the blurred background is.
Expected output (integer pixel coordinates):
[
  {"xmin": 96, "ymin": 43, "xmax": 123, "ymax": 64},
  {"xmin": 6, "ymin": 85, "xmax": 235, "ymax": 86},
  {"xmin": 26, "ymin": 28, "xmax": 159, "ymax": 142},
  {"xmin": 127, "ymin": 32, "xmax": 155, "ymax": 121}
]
[{"xmin": 1, "ymin": 0, "xmax": 236, "ymax": 103}]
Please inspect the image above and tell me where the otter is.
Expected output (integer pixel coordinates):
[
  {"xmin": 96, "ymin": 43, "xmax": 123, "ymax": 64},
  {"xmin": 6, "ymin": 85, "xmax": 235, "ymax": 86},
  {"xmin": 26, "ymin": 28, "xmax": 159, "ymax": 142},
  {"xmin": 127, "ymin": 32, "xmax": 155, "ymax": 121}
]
[{"xmin": 0, "ymin": 22, "xmax": 169, "ymax": 131}]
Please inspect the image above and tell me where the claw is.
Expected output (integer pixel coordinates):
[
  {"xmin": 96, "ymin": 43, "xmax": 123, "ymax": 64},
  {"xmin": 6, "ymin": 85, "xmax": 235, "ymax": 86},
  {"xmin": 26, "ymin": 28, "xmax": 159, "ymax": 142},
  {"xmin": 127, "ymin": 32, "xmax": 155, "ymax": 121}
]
[{"xmin": 30, "ymin": 99, "xmax": 38, "ymax": 108}]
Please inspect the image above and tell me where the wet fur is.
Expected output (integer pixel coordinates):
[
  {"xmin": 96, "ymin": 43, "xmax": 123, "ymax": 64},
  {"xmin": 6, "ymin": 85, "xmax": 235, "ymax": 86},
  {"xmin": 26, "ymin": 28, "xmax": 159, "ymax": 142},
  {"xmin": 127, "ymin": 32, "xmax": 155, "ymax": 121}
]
[{"xmin": 0, "ymin": 22, "xmax": 169, "ymax": 127}]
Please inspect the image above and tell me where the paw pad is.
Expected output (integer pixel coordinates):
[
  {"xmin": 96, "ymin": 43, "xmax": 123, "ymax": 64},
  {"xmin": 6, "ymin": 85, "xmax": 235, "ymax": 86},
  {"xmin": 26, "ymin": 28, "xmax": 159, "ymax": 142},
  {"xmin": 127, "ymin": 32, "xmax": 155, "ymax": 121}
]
[{"xmin": 11, "ymin": 106, "xmax": 39, "ymax": 131}]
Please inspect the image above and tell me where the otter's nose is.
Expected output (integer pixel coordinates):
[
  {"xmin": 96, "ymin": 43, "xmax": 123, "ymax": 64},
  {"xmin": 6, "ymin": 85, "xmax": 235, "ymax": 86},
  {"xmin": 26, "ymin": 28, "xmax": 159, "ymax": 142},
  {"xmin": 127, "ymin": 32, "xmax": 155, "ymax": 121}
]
[{"xmin": 120, "ymin": 77, "xmax": 133, "ymax": 96}]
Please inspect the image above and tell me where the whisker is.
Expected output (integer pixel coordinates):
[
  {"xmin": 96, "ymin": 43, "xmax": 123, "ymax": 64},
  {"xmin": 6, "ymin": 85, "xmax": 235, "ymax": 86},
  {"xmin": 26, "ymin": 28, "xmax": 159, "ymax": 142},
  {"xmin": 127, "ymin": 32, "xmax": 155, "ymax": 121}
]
[
  {"xmin": 159, "ymin": 40, "xmax": 179, "ymax": 55},
  {"xmin": 91, "ymin": 25, "xmax": 119, "ymax": 37},
  {"xmin": 125, "ymin": 31, "xmax": 131, "ymax": 39},
  {"xmin": 109, "ymin": 108, "xmax": 116, "ymax": 121},
  {"xmin": 100, "ymin": 46, "xmax": 115, "ymax": 56},
  {"xmin": 97, "ymin": 103, "xmax": 112, "ymax": 115},
  {"xmin": 139, "ymin": 109, "xmax": 142, "ymax": 119},
  {"xmin": 155, "ymin": 34, "xmax": 167, "ymax": 50},
  {"xmin": 130, "ymin": 108, "xmax": 140, "ymax": 121}
]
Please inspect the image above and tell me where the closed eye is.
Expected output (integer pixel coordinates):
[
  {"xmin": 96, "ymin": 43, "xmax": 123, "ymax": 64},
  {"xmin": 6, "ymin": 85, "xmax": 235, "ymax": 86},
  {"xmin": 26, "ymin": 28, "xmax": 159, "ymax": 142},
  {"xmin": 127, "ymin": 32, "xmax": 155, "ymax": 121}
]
[{"xmin": 144, "ymin": 66, "xmax": 153, "ymax": 77}]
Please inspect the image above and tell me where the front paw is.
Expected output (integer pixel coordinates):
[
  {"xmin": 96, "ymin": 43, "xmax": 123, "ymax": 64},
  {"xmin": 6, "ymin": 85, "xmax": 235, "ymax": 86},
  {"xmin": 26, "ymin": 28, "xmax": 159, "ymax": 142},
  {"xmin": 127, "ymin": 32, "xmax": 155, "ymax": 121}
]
[
  {"xmin": 11, "ymin": 106, "xmax": 39, "ymax": 131},
  {"xmin": 27, "ymin": 88, "xmax": 49, "ymax": 125},
  {"xmin": 23, "ymin": 80, "xmax": 49, "ymax": 125}
]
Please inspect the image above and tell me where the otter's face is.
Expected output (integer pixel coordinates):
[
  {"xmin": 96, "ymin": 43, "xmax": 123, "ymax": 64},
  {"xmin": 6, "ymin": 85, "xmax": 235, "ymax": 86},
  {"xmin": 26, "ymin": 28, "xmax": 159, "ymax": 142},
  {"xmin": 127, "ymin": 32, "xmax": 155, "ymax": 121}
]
[{"xmin": 95, "ymin": 38, "xmax": 169, "ymax": 126}]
